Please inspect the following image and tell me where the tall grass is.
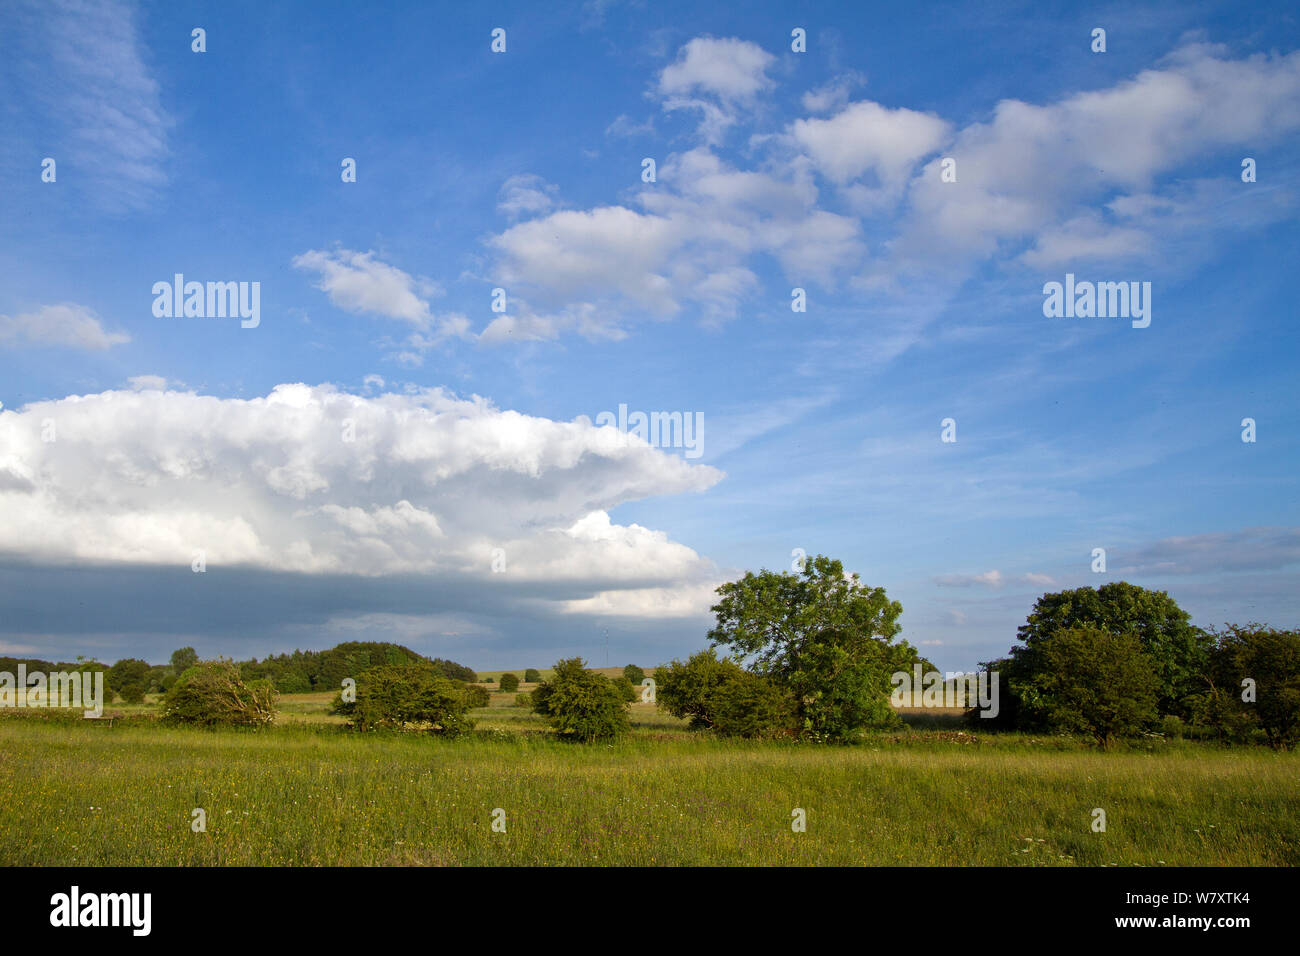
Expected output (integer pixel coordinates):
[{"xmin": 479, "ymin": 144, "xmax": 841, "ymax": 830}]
[{"xmin": 1, "ymin": 715, "xmax": 1295, "ymax": 866}]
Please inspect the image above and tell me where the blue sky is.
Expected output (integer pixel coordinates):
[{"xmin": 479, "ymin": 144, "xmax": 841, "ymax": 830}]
[{"xmin": 1, "ymin": 0, "xmax": 1297, "ymax": 671}]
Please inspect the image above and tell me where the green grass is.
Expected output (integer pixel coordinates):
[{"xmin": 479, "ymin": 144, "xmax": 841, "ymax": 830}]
[{"xmin": 1, "ymin": 705, "xmax": 1296, "ymax": 866}]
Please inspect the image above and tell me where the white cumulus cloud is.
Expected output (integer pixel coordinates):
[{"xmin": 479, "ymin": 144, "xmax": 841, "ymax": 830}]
[
  {"xmin": 0, "ymin": 384, "xmax": 725, "ymax": 609},
  {"xmin": 0, "ymin": 303, "xmax": 129, "ymax": 350}
]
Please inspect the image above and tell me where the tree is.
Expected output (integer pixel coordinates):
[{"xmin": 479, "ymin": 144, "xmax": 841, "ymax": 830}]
[
  {"xmin": 524, "ymin": 668, "xmax": 541, "ymax": 683},
  {"xmin": 163, "ymin": 660, "xmax": 278, "ymax": 727},
  {"xmin": 1016, "ymin": 626, "xmax": 1158, "ymax": 747},
  {"xmin": 708, "ymin": 556, "xmax": 924, "ymax": 738},
  {"xmin": 531, "ymin": 658, "xmax": 629, "ymax": 741},
  {"xmin": 656, "ymin": 649, "xmax": 795, "ymax": 737},
  {"xmin": 1011, "ymin": 582, "xmax": 1209, "ymax": 717},
  {"xmin": 623, "ymin": 664, "xmax": 645, "ymax": 684},
  {"xmin": 332, "ymin": 664, "xmax": 473, "ymax": 735},
  {"xmin": 170, "ymin": 647, "xmax": 199, "ymax": 673},
  {"xmin": 499, "ymin": 672, "xmax": 520, "ymax": 692},
  {"xmin": 1197, "ymin": 625, "xmax": 1300, "ymax": 750},
  {"xmin": 316, "ymin": 641, "xmax": 429, "ymax": 688},
  {"xmin": 107, "ymin": 658, "xmax": 152, "ymax": 705}
]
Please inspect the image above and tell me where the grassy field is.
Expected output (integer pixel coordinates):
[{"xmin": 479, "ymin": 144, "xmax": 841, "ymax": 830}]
[{"xmin": 1, "ymin": 692, "xmax": 1297, "ymax": 866}]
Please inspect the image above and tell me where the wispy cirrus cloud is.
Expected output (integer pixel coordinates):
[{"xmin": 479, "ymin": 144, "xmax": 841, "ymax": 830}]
[{"xmin": 5, "ymin": 0, "xmax": 173, "ymax": 213}]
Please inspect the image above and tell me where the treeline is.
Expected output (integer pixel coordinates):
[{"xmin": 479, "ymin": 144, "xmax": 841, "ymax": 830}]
[
  {"xmin": 17, "ymin": 555, "xmax": 1298, "ymax": 751},
  {"xmin": 236, "ymin": 642, "xmax": 477, "ymax": 692},
  {"xmin": 0, "ymin": 642, "xmax": 478, "ymax": 705},
  {"xmin": 983, "ymin": 582, "xmax": 1300, "ymax": 749}
]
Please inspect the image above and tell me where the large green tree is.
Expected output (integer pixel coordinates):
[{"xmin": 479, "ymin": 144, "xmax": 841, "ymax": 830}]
[
  {"xmin": 1010, "ymin": 582, "xmax": 1210, "ymax": 717},
  {"xmin": 708, "ymin": 555, "xmax": 927, "ymax": 739}
]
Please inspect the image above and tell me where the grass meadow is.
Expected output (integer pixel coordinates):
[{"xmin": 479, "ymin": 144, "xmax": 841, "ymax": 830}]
[{"xmin": 1, "ymin": 686, "xmax": 1297, "ymax": 866}]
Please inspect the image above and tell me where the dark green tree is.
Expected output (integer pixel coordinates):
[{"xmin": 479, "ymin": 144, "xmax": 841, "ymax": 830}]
[
  {"xmin": 1196, "ymin": 625, "xmax": 1300, "ymax": 750},
  {"xmin": 524, "ymin": 668, "xmax": 541, "ymax": 683},
  {"xmin": 622, "ymin": 664, "xmax": 645, "ymax": 684},
  {"xmin": 169, "ymin": 647, "xmax": 199, "ymax": 673},
  {"xmin": 107, "ymin": 658, "xmax": 152, "ymax": 704},
  {"xmin": 1016, "ymin": 626, "xmax": 1159, "ymax": 747},
  {"xmin": 498, "ymin": 672, "xmax": 520, "ymax": 692},
  {"xmin": 1011, "ymin": 582, "xmax": 1209, "ymax": 717}
]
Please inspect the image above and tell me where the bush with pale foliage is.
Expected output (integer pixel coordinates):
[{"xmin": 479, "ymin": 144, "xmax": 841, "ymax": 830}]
[{"xmin": 163, "ymin": 660, "xmax": 278, "ymax": 727}]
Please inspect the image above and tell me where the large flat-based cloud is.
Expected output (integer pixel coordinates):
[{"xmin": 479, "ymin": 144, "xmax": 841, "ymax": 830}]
[{"xmin": 0, "ymin": 385, "xmax": 724, "ymax": 602}]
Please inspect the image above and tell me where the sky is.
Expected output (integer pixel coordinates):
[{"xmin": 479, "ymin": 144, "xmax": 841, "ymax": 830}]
[{"xmin": 0, "ymin": 0, "xmax": 1297, "ymax": 672}]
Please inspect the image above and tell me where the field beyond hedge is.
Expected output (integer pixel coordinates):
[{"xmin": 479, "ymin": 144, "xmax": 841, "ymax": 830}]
[{"xmin": 1, "ymin": 694, "xmax": 1296, "ymax": 866}]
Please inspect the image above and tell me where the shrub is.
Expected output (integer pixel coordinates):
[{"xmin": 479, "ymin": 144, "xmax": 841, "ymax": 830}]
[
  {"xmin": 1015, "ymin": 626, "xmax": 1159, "ymax": 747},
  {"xmin": 164, "ymin": 660, "xmax": 278, "ymax": 727},
  {"xmin": 480, "ymin": 675, "xmax": 495, "ymax": 684},
  {"xmin": 524, "ymin": 668, "xmax": 541, "ymax": 683},
  {"xmin": 656, "ymin": 649, "xmax": 796, "ymax": 737},
  {"xmin": 274, "ymin": 669, "xmax": 313, "ymax": 694},
  {"xmin": 623, "ymin": 664, "xmax": 645, "ymax": 684},
  {"xmin": 332, "ymin": 664, "xmax": 473, "ymax": 735},
  {"xmin": 459, "ymin": 683, "xmax": 490, "ymax": 708},
  {"xmin": 515, "ymin": 692, "xmax": 535, "ymax": 708},
  {"xmin": 611, "ymin": 675, "xmax": 638, "ymax": 703},
  {"xmin": 499, "ymin": 672, "xmax": 520, "ymax": 692},
  {"xmin": 706, "ymin": 671, "xmax": 797, "ymax": 738},
  {"xmin": 655, "ymin": 649, "xmax": 739, "ymax": 729},
  {"xmin": 531, "ymin": 658, "xmax": 630, "ymax": 741}
]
